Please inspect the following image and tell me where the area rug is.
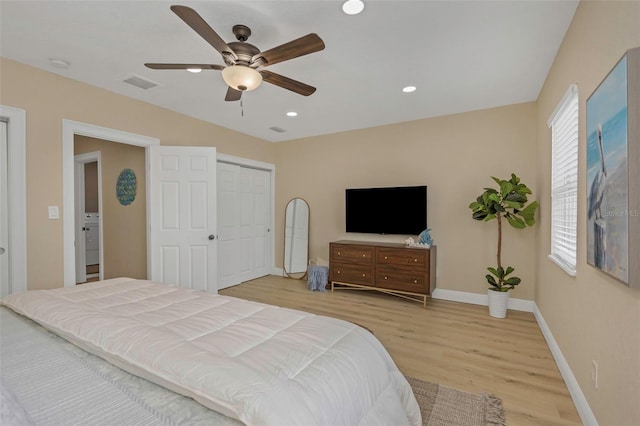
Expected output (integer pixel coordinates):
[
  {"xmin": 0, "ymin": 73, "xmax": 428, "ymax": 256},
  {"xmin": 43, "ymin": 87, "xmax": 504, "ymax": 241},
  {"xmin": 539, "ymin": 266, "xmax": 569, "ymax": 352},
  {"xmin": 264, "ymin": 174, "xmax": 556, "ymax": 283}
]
[{"xmin": 406, "ymin": 376, "xmax": 506, "ymax": 426}]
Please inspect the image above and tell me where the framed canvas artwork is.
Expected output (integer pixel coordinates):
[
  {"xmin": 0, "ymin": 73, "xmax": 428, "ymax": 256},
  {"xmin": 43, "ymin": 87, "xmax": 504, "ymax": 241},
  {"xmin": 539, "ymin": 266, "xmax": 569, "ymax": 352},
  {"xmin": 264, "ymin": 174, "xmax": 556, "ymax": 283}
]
[{"xmin": 586, "ymin": 47, "xmax": 639, "ymax": 288}]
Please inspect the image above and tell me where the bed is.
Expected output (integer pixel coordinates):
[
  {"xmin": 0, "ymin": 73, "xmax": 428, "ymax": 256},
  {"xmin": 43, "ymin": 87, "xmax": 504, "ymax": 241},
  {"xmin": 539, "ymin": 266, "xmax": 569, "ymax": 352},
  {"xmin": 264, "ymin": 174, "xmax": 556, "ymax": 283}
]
[{"xmin": 1, "ymin": 278, "xmax": 421, "ymax": 425}]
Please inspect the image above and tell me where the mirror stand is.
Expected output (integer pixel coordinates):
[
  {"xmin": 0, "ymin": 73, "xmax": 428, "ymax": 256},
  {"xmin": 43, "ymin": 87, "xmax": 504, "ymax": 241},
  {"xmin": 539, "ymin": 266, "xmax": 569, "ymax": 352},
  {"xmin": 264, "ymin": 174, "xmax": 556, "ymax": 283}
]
[{"xmin": 283, "ymin": 198, "xmax": 310, "ymax": 279}]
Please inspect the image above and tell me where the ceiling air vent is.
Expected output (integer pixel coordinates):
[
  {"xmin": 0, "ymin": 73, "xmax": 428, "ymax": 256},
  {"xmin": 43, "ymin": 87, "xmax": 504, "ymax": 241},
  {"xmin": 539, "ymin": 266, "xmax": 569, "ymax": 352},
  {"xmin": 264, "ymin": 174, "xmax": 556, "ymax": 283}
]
[
  {"xmin": 269, "ymin": 126, "xmax": 287, "ymax": 133},
  {"xmin": 120, "ymin": 73, "xmax": 159, "ymax": 90}
]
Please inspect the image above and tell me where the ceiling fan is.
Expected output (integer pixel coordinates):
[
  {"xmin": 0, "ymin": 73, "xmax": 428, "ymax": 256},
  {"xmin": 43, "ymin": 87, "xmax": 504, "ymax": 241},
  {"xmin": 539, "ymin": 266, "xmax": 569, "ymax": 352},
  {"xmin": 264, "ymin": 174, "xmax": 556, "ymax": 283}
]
[{"xmin": 145, "ymin": 5, "xmax": 325, "ymax": 101}]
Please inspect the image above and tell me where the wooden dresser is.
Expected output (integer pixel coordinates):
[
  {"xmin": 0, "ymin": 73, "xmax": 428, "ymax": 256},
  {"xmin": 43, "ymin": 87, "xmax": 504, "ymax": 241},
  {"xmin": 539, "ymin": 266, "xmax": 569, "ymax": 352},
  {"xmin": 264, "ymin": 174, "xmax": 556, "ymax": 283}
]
[{"xmin": 329, "ymin": 240, "xmax": 436, "ymax": 306}]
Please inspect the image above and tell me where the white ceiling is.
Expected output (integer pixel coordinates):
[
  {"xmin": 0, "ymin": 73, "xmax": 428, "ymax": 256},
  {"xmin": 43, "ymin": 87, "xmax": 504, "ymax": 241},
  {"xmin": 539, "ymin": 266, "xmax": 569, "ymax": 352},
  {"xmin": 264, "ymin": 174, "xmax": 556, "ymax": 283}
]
[{"xmin": 0, "ymin": 0, "xmax": 578, "ymax": 142}]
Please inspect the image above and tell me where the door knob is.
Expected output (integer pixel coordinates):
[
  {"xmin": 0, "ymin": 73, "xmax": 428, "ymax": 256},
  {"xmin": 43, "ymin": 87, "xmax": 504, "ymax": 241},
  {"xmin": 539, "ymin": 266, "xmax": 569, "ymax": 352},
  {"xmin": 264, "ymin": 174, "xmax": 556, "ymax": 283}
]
[
  {"xmin": 208, "ymin": 234, "xmax": 215, "ymax": 240},
  {"xmin": 0, "ymin": 247, "xmax": 5, "ymax": 255}
]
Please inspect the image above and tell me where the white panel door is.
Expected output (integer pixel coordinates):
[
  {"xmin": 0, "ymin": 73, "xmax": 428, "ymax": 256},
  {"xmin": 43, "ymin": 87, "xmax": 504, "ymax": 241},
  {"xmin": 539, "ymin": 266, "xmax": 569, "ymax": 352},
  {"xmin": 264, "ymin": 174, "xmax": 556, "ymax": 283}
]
[
  {"xmin": 150, "ymin": 146, "xmax": 217, "ymax": 292},
  {"xmin": 216, "ymin": 164, "xmax": 270, "ymax": 289},
  {"xmin": 237, "ymin": 168, "xmax": 253, "ymax": 282},
  {"xmin": 0, "ymin": 121, "xmax": 8, "ymax": 296},
  {"xmin": 250, "ymin": 169, "xmax": 270, "ymax": 279},
  {"xmin": 217, "ymin": 162, "xmax": 239, "ymax": 289}
]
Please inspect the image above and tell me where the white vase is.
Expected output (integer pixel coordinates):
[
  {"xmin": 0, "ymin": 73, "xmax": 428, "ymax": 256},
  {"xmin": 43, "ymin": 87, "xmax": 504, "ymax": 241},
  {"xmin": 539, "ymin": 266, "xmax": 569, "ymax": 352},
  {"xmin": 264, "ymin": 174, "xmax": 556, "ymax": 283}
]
[{"xmin": 488, "ymin": 289, "xmax": 510, "ymax": 318}]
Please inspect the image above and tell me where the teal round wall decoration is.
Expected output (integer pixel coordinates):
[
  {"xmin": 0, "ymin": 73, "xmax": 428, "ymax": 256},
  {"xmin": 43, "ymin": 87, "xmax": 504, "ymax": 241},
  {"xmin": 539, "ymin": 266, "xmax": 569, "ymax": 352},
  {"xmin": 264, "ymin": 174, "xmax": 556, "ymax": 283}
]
[{"xmin": 116, "ymin": 168, "xmax": 137, "ymax": 206}]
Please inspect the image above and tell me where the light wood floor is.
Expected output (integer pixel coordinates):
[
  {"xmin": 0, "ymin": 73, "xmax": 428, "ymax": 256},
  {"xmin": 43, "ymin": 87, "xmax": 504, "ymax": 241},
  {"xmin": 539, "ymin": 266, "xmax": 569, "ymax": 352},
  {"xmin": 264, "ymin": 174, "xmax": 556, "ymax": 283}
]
[{"xmin": 220, "ymin": 275, "xmax": 581, "ymax": 426}]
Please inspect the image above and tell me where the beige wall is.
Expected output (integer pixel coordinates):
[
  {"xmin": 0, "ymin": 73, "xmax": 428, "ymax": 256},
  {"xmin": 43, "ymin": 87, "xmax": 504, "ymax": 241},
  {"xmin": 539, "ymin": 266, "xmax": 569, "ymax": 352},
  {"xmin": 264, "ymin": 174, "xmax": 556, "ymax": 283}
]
[
  {"xmin": 75, "ymin": 136, "xmax": 147, "ymax": 280},
  {"xmin": 275, "ymin": 102, "xmax": 538, "ymax": 300},
  {"xmin": 535, "ymin": 1, "xmax": 640, "ymax": 425},
  {"xmin": 0, "ymin": 58, "xmax": 275, "ymax": 290}
]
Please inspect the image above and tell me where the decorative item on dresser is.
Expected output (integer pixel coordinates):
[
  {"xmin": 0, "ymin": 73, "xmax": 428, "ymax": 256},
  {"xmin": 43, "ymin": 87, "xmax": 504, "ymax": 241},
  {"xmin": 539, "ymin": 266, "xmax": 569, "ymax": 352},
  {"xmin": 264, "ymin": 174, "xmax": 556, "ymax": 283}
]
[{"xmin": 329, "ymin": 240, "xmax": 436, "ymax": 307}]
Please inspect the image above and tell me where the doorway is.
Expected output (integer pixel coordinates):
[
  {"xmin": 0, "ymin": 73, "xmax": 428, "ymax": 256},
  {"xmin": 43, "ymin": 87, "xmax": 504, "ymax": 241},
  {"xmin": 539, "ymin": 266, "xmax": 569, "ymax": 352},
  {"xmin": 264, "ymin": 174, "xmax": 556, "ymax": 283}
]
[
  {"xmin": 73, "ymin": 136, "xmax": 148, "ymax": 284},
  {"xmin": 74, "ymin": 151, "xmax": 102, "ymax": 284},
  {"xmin": 0, "ymin": 106, "xmax": 27, "ymax": 296},
  {"xmin": 62, "ymin": 120, "xmax": 159, "ymax": 287},
  {"xmin": 83, "ymin": 161, "xmax": 100, "ymax": 280}
]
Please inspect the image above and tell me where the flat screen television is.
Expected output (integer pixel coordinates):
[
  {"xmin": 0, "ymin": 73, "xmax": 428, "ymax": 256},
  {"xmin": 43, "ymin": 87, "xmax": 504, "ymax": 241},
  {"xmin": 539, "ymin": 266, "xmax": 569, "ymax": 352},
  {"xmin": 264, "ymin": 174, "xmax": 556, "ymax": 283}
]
[{"xmin": 345, "ymin": 186, "xmax": 427, "ymax": 235}]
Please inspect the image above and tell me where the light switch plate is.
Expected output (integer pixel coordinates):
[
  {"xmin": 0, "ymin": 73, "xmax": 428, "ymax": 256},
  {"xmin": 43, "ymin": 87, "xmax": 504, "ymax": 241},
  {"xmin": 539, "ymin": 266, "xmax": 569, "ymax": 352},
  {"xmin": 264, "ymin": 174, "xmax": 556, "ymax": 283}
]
[{"xmin": 48, "ymin": 205, "xmax": 59, "ymax": 220}]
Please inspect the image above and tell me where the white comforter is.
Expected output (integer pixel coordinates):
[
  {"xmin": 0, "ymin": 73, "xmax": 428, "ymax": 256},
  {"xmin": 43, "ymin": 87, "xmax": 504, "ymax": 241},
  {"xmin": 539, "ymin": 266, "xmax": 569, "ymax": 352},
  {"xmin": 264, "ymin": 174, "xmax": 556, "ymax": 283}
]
[{"xmin": 2, "ymin": 278, "xmax": 421, "ymax": 426}]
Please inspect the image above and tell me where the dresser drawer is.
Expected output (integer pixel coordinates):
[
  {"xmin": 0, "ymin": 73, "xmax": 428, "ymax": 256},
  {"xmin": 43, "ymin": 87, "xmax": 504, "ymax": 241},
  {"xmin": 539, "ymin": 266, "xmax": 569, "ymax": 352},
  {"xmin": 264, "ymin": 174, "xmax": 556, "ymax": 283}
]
[
  {"xmin": 330, "ymin": 263, "xmax": 375, "ymax": 286},
  {"xmin": 330, "ymin": 244, "xmax": 374, "ymax": 265},
  {"xmin": 376, "ymin": 267, "xmax": 428, "ymax": 294},
  {"xmin": 377, "ymin": 248, "xmax": 427, "ymax": 267}
]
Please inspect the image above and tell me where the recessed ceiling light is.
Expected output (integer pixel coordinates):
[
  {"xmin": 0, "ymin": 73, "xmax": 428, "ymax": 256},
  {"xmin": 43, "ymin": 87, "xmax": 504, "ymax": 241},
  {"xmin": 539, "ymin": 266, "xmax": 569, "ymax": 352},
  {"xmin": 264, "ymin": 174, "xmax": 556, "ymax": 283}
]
[
  {"xmin": 402, "ymin": 86, "xmax": 417, "ymax": 93},
  {"xmin": 49, "ymin": 57, "xmax": 71, "ymax": 70},
  {"xmin": 286, "ymin": 111, "xmax": 298, "ymax": 117},
  {"xmin": 342, "ymin": 0, "xmax": 364, "ymax": 15},
  {"xmin": 186, "ymin": 68, "xmax": 202, "ymax": 73}
]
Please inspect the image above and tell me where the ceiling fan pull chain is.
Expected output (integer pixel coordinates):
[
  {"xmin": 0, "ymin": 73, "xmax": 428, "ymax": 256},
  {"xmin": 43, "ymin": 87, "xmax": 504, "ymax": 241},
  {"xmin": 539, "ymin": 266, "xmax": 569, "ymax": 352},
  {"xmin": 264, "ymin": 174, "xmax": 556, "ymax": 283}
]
[{"xmin": 241, "ymin": 99, "xmax": 244, "ymax": 117}]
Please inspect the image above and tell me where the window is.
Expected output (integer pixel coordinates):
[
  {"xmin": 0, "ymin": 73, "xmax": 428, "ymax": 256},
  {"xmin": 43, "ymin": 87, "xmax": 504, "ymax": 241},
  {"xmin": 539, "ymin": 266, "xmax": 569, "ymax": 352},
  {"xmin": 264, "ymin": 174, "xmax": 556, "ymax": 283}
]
[{"xmin": 548, "ymin": 84, "xmax": 578, "ymax": 275}]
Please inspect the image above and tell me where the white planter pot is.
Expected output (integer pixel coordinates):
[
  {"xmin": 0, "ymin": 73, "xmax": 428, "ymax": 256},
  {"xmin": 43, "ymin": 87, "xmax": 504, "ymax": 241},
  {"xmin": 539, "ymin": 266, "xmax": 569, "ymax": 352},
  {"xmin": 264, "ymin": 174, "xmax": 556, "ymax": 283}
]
[{"xmin": 488, "ymin": 289, "xmax": 510, "ymax": 318}]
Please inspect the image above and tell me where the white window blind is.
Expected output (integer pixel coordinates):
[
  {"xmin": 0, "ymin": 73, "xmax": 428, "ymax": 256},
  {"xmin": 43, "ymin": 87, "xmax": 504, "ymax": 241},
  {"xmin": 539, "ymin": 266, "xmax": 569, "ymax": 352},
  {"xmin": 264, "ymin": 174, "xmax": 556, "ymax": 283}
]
[{"xmin": 547, "ymin": 84, "xmax": 578, "ymax": 276}]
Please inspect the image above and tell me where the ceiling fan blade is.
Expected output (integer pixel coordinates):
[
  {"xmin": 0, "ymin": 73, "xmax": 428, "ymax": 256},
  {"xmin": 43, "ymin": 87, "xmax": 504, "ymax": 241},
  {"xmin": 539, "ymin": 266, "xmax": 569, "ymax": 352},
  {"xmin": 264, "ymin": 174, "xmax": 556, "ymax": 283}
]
[
  {"xmin": 170, "ymin": 5, "xmax": 237, "ymax": 61},
  {"xmin": 253, "ymin": 33, "xmax": 325, "ymax": 67},
  {"xmin": 259, "ymin": 70, "xmax": 316, "ymax": 96},
  {"xmin": 225, "ymin": 87, "xmax": 243, "ymax": 102},
  {"xmin": 145, "ymin": 63, "xmax": 225, "ymax": 70}
]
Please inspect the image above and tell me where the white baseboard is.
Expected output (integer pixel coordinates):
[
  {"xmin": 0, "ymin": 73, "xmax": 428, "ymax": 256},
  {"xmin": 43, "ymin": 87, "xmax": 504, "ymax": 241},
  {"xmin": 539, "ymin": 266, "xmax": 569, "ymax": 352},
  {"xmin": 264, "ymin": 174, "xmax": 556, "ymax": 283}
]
[
  {"xmin": 431, "ymin": 288, "xmax": 534, "ymax": 312},
  {"xmin": 533, "ymin": 304, "xmax": 598, "ymax": 426},
  {"xmin": 431, "ymin": 288, "xmax": 597, "ymax": 424},
  {"xmin": 271, "ymin": 267, "xmax": 284, "ymax": 277}
]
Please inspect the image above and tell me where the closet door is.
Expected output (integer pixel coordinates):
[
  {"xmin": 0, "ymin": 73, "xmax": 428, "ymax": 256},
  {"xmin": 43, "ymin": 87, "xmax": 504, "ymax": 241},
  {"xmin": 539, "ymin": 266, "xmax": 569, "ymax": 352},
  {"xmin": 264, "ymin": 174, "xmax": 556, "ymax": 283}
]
[
  {"xmin": 249, "ymin": 168, "xmax": 270, "ymax": 279},
  {"xmin": 217, "ymin": 163, "xmax": 239, "ymax": 289},
  {"xmin": 217, "ymin": 163, "xmax": 271, "ymax": 290}
]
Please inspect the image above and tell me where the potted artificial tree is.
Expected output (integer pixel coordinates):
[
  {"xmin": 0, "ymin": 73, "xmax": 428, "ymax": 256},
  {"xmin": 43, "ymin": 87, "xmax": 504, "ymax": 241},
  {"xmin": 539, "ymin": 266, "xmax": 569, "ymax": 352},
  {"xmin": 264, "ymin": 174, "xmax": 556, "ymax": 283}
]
[{"xmin": 469, "ymin": 174, "xmax": 538, "ymax": 318}]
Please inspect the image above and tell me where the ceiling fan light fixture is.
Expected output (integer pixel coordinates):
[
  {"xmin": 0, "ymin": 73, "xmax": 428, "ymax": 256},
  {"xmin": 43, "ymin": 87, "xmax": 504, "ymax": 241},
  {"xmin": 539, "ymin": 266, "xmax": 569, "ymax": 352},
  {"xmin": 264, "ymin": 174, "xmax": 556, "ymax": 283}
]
[
  {"xmin": 222, "ymin": 65, "xmax": 262, "ymax": 91},
  {"xmin": 342, "ymin": 0, "xmax": 365, "ymax": 15},
  {"xmin": 186, "ymin": 67, "xmax": 202, "ymax": 73}
]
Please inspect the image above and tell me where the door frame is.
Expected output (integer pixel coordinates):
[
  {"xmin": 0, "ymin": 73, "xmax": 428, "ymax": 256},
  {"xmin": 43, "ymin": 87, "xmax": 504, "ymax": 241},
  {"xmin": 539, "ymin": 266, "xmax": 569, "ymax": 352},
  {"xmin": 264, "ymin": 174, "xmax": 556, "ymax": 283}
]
[
  {"xmin": 74, "ymin": 152, "xmax": 103, "ymax": 283},
  {"xmin": 62, "ymin": 120, "xmax": 159, "ymax": 287},
  {"xmin": 0, "ymin": 105, "xmax": 27, "ymax": 295},
  {"xmin": 217, "ymin": 153, "xmax": 276, "ymax": 276}
]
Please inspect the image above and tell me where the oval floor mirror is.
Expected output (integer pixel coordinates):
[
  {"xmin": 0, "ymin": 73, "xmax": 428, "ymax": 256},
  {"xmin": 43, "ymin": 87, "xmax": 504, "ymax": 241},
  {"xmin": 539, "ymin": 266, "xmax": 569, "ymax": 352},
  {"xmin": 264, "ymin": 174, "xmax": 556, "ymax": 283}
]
[{"xmin": 283, "ymin": 198, "xmax": 309, "ymax": 279}]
